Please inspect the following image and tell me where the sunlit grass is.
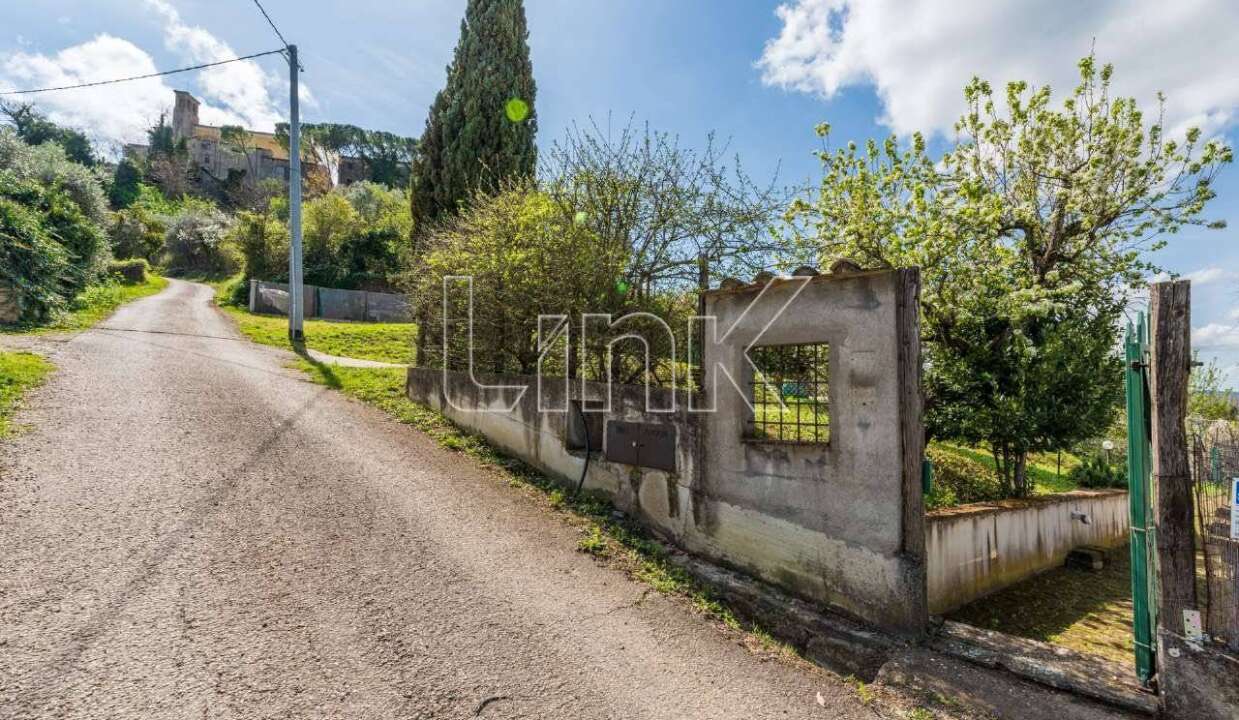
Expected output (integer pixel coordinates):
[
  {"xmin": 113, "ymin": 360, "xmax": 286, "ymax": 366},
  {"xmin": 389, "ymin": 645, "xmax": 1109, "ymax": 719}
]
[
  {"xmin": 0, "ymin": 351, "xmax": 52, "ymax": 438},
  {"xmin": 950, "ymin": 546, "xmax": 1134, "ymax": 665},
  {"xmin": 935, "ymin": 442, "xmax": 1083, "ymax": 495},
  {"xmin": 219, "ymin": 305, "xmax": 416, "ymax": 365}
]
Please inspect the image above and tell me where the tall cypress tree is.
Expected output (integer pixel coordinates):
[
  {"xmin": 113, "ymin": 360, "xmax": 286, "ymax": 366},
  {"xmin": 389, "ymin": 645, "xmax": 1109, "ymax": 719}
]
[{"xmin": 412, "ymin": 0, "xmax": 537, "ymax": 230}]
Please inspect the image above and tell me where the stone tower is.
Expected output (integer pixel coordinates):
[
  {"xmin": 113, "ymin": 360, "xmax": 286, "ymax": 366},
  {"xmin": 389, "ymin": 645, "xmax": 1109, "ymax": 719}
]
[{"xmin": 171, "ymin": 90, "xmax": 199, "ymax": 143}]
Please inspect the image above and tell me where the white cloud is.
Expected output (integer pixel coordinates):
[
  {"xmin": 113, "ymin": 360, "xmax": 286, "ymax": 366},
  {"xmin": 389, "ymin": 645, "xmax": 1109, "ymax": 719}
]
[
  {"xmin": 1185, "ymin": 266, "xmax": 1239, "ymax": 286},
  {"xmin": 1194, "ymin": 323, "xmax": 1239, "ymax": 349},
  {"xmin": 142, "ymin": 0, "xmax": 291, "ymax": 131},
  {"xmin": 758, "ymin": 0, "xmax": 1239, "ymax": 138},
  {"xmin": 1, "ymin": 35, "xmax": 173, "ymax": 149},
  {"xmin": 0, "ymin": 0, "xmax": 305, "ymax": 151}
]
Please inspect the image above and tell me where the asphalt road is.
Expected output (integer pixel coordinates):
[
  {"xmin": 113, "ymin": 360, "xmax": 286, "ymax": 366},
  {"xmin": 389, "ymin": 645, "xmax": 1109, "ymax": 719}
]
[{"xmin": 0, "ymin": 280, "xmax": 866, "ymax": 719}]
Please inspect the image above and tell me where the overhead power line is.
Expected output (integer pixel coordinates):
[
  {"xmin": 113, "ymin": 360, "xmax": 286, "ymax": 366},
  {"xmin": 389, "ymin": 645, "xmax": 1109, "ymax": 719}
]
[
  {"xmin": 0, "ymin": 49, "xmax": 286, "ymax": 96},
  {"xmin": 250, "ymin": 0, "xmax": 291, "ymax": 49}
]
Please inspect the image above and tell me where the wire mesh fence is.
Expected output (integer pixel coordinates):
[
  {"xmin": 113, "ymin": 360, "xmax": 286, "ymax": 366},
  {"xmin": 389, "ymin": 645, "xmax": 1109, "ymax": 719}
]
[{"xmin": 1190, "ymin": 419, "xmax": 1239, "ymax": 651}]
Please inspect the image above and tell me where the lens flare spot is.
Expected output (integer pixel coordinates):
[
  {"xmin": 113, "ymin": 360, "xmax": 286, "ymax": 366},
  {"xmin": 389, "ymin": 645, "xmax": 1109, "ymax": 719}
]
[{"xmin": 505, "ymin": 98, "xmax": 530, "ymax": 123}]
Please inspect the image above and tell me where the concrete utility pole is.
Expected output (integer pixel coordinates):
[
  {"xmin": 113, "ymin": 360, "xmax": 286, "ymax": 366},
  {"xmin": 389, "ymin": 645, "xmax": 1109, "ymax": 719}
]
[{"xmin": 287, "ymin": 44, "xmax": 304, "ymax": 341}]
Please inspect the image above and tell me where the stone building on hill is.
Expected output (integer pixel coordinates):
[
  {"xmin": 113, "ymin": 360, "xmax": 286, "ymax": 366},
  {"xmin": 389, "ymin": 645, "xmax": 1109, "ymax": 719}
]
[{"xmin": 125, "ymin": 90, "xmax": 368, "ymax": 188}]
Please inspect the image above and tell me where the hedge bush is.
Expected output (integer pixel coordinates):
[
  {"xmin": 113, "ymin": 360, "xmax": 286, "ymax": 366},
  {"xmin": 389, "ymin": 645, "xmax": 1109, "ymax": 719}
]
[{"xmin": 107, "ymin": 258, "xmax": 149, "ymax": 284}]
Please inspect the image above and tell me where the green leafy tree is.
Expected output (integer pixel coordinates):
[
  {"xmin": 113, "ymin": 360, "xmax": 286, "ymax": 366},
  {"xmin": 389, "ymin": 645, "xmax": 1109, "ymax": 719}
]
[
  {"xmin": 406, "ymin": 182, "xmax": 621, "ymax": 375},
  {"xmin": 231, "ymin": 208, "xmax": 289, "ymax": 285},
  {"xmin": 275, "ymin": 123, "xmax": 417, "ymax": 189},
  {"xmin": 109, "ymin": 158, "xmax": 143, "ymax": 209},
  {"xmin": 786, "ymin": 56, "xmax": 1232, "ymax": 496},
  {"xmin": 0, "ymin": 101, "xmax": 98, "ymax": 166},
  {"xmin": 411, "ymin": 0, "xmax": 537, "ymax": 230}
]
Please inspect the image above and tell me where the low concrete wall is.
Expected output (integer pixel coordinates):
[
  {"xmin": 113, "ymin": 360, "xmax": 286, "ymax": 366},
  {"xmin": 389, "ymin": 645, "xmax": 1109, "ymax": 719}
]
[
  {"xmin": 248, "ymin": 279, "xmax": 411, "ymax": 322},
  {"xmin": 925, "ymin": 490, "xmax": 1129, "ymax": 614},
  {"xmin": 404, "ymin": 269, "xmax": 927, "ymax": 638},
  {"xmin": 0, "ymin": 287, "xmax": 18, "ymax": 324}
]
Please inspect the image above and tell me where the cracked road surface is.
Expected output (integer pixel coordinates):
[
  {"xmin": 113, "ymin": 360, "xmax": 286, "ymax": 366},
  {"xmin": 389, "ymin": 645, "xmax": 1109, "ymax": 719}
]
[{"xmin": 0, "ymin": 280, "xmax": 866, "ymax": 719}]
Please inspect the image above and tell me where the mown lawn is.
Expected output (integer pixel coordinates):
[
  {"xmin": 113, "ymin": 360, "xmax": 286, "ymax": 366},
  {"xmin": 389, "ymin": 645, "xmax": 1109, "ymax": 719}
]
[
  {"xmin": 218, "ymin": 305, "xmax": 417, "ymax": 365},
  {"xmin": 950, "ymin": 546, "xmax": 1135, "ymax": 666},
  {"xmin": 1, "ymin": 276, "xmax": 168, "ymax": 335},
  {"xmin": 0, "ymin": 351, "xmax": 53, "ymax": 438}
]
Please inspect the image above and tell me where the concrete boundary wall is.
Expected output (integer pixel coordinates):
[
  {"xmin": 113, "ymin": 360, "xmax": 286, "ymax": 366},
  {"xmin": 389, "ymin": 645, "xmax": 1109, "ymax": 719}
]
[
  {"xmin": 406, "ymin": 268, "xmax": 928, "ymax": 637},
  {"xmin": 925, "ymin": 490, "xmax": 1129, "ymax": 614},
  {"xmin": 248, "ymin": 279, "xmax": 411, "ymax": 322}
]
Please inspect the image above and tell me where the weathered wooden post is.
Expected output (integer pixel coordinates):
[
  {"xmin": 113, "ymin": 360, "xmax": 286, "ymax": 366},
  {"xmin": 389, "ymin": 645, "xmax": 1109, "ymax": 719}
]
[
  {"xmin": 1149, "ymin": 280, "xmax": 1239, "ymax": 719},
  {"xmin": 1149, "ymin": 280, "xmax": 1196, "ymax": 636}
]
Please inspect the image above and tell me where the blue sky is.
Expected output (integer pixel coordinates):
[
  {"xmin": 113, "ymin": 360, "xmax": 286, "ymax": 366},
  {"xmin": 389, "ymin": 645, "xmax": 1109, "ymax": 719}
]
[{"xmin": 3, "ymin": 0, "xmax": 1238, "ymax": 384}]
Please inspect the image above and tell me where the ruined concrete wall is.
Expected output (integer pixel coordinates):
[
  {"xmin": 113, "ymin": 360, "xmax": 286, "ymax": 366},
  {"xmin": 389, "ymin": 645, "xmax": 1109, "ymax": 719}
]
[
  {"xmin": 698, "ymin": 269, "xmax": 926, "ymax": 635},
  {"xmin": 406, "ymin": 268, "xmax": 927, "ymax": 637},
  {"xmin": 248, "ymin": 280, "xmax": 410, "ymax": 323},
  {"xmin": 925, "ymin": 490, "xmax": 1129, "ymax": 614},
  {"xmin": 406, "ymin": 369, "xmax": 700, "ymax": 535}
]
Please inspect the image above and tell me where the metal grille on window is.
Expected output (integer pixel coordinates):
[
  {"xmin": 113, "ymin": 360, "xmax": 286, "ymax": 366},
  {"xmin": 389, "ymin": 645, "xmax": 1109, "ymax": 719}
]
[{"xmin": 747, "ymin": 343, "xmax": 830, "ymax": 443}]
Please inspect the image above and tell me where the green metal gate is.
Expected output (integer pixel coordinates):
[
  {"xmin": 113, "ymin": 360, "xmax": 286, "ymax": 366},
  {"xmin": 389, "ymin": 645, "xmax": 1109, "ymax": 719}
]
[{"xmin": 1124, "ymin": 311, "xmax": 1158, "ymax": 686}]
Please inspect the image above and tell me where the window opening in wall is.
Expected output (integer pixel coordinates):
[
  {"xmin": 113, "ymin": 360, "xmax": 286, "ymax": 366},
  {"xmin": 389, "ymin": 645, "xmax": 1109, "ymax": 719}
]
[{"xmin": 746, "ymin": 342, "xmax": 830, "ymax": 444}]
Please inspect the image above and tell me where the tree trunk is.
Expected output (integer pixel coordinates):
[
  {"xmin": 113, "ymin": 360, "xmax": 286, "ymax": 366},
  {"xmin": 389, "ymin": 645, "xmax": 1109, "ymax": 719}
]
[
  {"xmin": 1013, "ymin": 452, "xmax": 1029, "ymax": 497},
  {"xmin": 991, "ymin": 444, "xmax": 1031, "ymax": 497}
]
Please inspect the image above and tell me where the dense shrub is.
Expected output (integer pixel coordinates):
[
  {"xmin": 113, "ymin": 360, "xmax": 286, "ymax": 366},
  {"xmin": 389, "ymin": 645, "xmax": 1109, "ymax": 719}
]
[
  {"xmin": 303, "ymin": 192, "xmax": 361, "ymax": 287},
  {"xmin": 163, "ymin": 201, "xmax": 238, "ymax": 275},
  {"xmin": 0, "ymin": 190, "xmax": 74, "ymax": 322},
  {"xmin": 0, "ymin": 160, "xmax": 109, "ymax": 321},
  {"xmin": 0, "ymin": 129, "xmax": 110, "ymax": 295},
  {"xmin": 924, "ymin": 446, "xmax": 1005, "ymax": 509},
  {"xmin": 231, "ymin": 210, "xmax": 288, "ymax": 284},
  {"xmin": 107, "ymin": 258, "xmax": 149, "ymax": 284},
  {"xmin": 1068, "ymin": 454, "xmax": 1127, "ymax": 489},
  {"xmin": 108, "ymin": 206, "xmax": 166, "ymax": 262},
  {"xmin": 407, "ymin": 183, "xmax": 632, "ymax": 376},
  {"xmin": 0, "ymin": 130, "xmax": 108, "ymax": 225}
]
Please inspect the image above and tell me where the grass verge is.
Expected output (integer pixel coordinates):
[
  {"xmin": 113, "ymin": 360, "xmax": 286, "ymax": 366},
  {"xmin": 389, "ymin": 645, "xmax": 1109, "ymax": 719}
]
[
  {"xmin": 205, "ymin": 276, "xmax": 416, "ymax": 366},
  {"xmin": 0, "ymin": 351, "xmax": 53, "ymax": 438},
  {"xmin": 294, "ymin": 360, "xmax": 798, "ymax": 659},
  {"xmin": 221, "ymin": 306, "xmax": 416, "ymax": 365},
  {"xmin": 1, "ymin": 276, "xmax": 169, "ymax": 335}
]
